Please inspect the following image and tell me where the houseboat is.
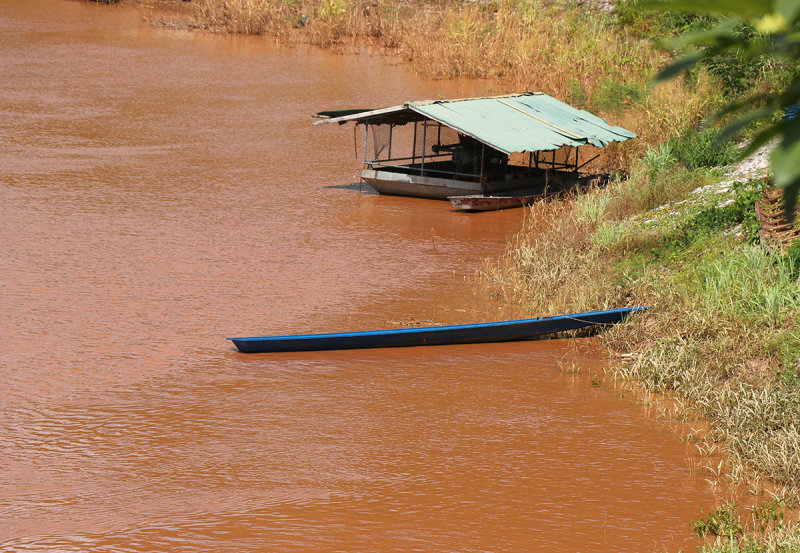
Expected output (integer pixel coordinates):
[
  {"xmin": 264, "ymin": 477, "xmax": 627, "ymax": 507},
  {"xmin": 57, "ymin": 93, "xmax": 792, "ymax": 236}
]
[{"xmin": 314, "ymin": 92, "xmax": 636, "ymax": 207}]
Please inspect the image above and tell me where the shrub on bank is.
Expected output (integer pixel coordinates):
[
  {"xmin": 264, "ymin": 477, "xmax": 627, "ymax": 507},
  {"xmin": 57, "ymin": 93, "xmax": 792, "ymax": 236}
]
[{"xmin": 668, "ymin": 128, "xmax": 739, "ymax": 171}]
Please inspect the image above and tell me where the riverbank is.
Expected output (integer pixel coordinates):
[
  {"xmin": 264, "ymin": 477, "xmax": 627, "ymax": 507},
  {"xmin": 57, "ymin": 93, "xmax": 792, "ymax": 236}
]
[{"xmin": 481, "ymin": 145, "xmax": 800, "ymax": 550}]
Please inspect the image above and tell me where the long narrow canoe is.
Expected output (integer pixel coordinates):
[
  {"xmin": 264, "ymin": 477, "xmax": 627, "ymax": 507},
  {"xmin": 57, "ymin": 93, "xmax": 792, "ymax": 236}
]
[{"xmin": 228, "ymin": 307, "xmax": 647, "ymax": 353}]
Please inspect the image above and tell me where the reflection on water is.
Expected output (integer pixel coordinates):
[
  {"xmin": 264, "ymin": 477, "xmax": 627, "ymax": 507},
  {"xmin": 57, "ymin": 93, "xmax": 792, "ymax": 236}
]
[{"xmin": 1, "ymin": 1, "xmax": 717, "ymax": 551}]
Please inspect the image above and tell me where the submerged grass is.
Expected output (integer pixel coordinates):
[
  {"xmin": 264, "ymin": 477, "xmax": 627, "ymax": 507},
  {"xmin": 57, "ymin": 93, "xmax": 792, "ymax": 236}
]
[{"xmin": 693, "ymin": 499, "xmax": 800, "ymax": 552}]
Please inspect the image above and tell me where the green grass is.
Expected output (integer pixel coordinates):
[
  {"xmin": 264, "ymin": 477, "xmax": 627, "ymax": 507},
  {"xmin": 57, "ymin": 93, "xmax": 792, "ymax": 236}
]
[
  {"xmin": 667, "ymin": 128, "xmax": 739, "ymax": 170},
  {"xmin": 693, "ymin": 500, "xmax": 800, "ymax": 553},
  {"xmin": 692, "ymin": 247, "xmax": 800, "ymax": 324},
  {"xmin": 591, "ymin": 220, "xmax": 633, "ymax": 251}
]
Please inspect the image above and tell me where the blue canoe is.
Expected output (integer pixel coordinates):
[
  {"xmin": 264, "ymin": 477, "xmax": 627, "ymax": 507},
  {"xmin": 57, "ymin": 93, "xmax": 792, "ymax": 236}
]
[{"xmin": 228, "ymin": 306, "xmax": 647, "ymax": 353}]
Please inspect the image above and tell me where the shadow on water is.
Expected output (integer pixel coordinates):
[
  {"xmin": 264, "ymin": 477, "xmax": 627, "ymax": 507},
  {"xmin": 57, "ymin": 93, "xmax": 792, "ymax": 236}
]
[{"xmin": 324, "ymin": 182, "xmax": 379, "ymax": 194}]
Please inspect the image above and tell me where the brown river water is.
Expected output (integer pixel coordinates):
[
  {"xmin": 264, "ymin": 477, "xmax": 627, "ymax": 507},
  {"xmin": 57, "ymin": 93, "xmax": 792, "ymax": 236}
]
[{"xmin": 1, "ymin": 1, "xmax": 723, "ymax": 551}]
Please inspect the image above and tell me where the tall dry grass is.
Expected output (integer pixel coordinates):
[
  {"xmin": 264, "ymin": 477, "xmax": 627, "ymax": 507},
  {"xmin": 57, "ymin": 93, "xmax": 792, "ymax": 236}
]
[
  {"xmin": 141, "ymin": 0, "xmax": 718, "ymax": 170},
  {"xmin": 390, "ymin": 1, "xmax": 716, "ymax": 166},
  {"xmin": 478, "ymin": 190, "xmax": 631, "ymax": 317}
]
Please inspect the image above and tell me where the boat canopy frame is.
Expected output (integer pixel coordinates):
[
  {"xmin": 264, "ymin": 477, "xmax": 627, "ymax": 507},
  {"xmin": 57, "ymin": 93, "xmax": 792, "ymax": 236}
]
[
  {"xmin": 362, "ymin": 118, "xmax": 592, "ymax": 182},
  {"xmin": 315, "ymin": 92, "xmax": 634, "ymax": 183}
]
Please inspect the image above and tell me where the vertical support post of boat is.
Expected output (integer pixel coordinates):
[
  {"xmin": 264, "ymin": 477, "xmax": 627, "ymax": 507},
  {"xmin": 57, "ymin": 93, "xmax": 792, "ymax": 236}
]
[
  {"xmin": 363, "ymin": 122, "xmax": 369, "ymax": 166},
  {"xmin": 388, "ymin": 124, "xmax": 393, "ymax": 161},
  {"xmin": 412, "ymin": 121, "xmax": 417, "ymax": 167},
  {"xmin": 480, "ymin": 143, "xmax": 485, "ymax": 181},
  {"xmin": 420, "ymin": 121, "xmax": 427, "ymax": 176},
  {"xmin": 575, "ymin": 146, "xmax": 579, "ymax": 172}
]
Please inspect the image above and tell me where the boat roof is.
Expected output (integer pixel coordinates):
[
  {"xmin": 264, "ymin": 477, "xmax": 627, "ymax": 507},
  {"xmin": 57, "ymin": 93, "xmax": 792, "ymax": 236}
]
[{"xmin": 313, "ymin": 92, "xmax": 636, "ymax": 154}]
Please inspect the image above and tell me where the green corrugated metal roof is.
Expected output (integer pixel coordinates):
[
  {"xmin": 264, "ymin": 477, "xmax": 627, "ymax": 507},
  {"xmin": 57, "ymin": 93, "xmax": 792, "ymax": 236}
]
[
  {"xmin": 314, "ymin": 92, "xmax": 636, "ymax": 153},
  {"xmin": 410, "ymin": 93, "xmax": 636, "ymax": 153}
]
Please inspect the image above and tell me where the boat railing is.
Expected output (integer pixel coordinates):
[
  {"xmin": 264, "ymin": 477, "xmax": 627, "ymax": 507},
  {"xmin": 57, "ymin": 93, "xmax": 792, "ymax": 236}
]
[{"xmin": 365, "ymin": 160, "xmax": 483, "ymax": 181}]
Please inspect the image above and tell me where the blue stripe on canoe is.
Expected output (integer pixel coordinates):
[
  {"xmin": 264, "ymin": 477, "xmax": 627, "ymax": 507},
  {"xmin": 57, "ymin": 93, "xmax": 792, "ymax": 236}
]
[{"xmin": 227, "ymin": 306, "xmax": 648, "ymax": 353}]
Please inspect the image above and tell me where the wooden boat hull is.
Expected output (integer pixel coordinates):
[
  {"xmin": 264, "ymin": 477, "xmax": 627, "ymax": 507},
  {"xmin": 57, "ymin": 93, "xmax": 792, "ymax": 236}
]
[
  {"xmin": 361, "ymin": 168, "xmax": 481, "ymax": 199},
  {"xmin": 360, "ymin": 168, "xmax": 534, "ymax": 200},
  {"xmin": 448, "ymin": 174, "xmax": 604, "ymax": 211},
  {"xmin": 449, "ymin": 188, "xmax": 550, "ymax": 211},
  {"xmin": 228, "ymin": 307, "xmax": 647, "ymax": 353}
]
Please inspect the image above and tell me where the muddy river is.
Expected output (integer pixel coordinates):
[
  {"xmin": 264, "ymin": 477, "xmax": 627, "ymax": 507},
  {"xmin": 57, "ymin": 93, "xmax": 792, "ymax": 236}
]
[{"xmin": 1, "ymin": 1, "xmax": 720, "ymax": 551}]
